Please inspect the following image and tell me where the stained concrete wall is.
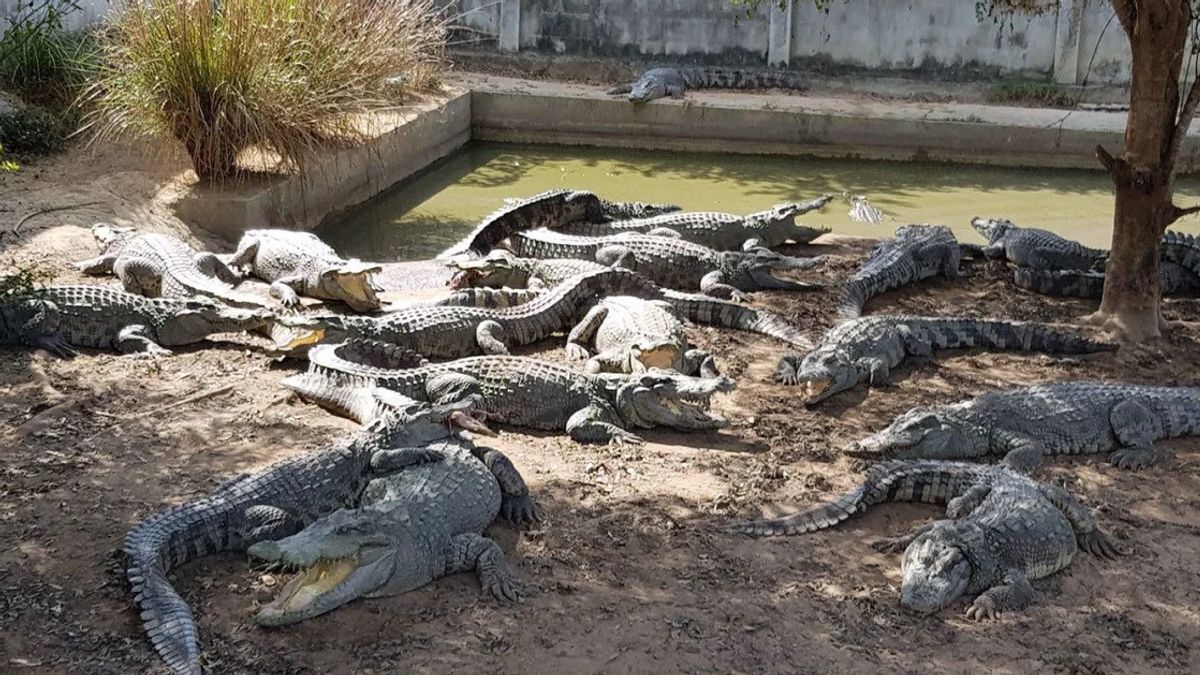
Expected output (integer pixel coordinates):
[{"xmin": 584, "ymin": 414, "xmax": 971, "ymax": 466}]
[{"xmin": 0, "ymin": 0, "xmax": 110, "ymax": 32}]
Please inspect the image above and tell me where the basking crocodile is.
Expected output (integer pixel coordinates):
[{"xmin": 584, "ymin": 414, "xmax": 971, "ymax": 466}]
[
  {"xmin": 608, "ymin": 67, "xmax": 808, "ymax": 103},
  {"xmin": 274, "ymin": 268, "xmax": 664, "ymax": 357},
  {"xmin": 567, "ymin": 295, "xmax": 713, "ymax": 375},
  {"xmin": 970, "ymin": 217, "xmax": 1107, "ymax": 270},
  {"xmin": 440, "ymin": 189, "xmax": 679, "ymax": 259},
  {"xmin": 1012, "ymin": 262, "xmax": 1200, "ymax": 298},
  {"xmin": 504, "ymin": 229, "xmax": 824, "ymax": 299},
  {"xmin": 846, "ymin": 382, "xmax": 1200, "ymax": 471},
  {"xmin": 448, "ymin": 251, "xmax": 621, "ymax": 290},
  {"xmin": 284, "ymin": 340, "xmax": 735, "ymax": 444},
  {"xmin": 555, "ymin": 197, "xmax": 833, "ymax": 251},
  {"xmin": 248, "ymin": 434, "xmax": 538, "ymax": 625},
  {"xmin": 839, "ymin": 225, "xmax": 966, "ymax": 318},
  {"xmin": 124, "ymin": 400, "xmax": 496, "ymax": 675},
  {"xmin": 1161, "ymin": 229, "xmax": 1200, "ymax": 276},
  {"xmin": 1, "ymin": 285, "xmax": 274, "ymax": 357},
  {"xmin": 775, "ymin": 315, "xmax": 1116, "ymax": 405},
  {"xmin": 76, "ymin": 223, "xmax": 269, "ymax": 308},
  {"xmin": 223, "ymin": 229, "xmax": 383, "ymax": 311},
  {"xmin": 729, "ymin": 461, "xmax": 1120, "ymax": 618}
]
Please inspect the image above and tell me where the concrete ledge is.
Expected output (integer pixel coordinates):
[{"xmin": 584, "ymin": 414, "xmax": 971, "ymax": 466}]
[
  {"xmin": 466, "ymin": 75, "xmax": 1200, "ymax": 171},
  {"xmin": 175, "ymin": 91, "xmax": 471, "ymax": 240}
]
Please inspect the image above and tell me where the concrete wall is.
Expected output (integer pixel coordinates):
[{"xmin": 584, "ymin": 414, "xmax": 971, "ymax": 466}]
[{"xmin": 0, "ymin": 0, "xmax": 109, "ymax": 33}]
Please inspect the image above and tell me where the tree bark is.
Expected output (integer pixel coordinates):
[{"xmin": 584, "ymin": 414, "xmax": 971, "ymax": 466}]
[{"xmin": 1091, "ymin": 0, "xmax": 1192, "ymax": 341}]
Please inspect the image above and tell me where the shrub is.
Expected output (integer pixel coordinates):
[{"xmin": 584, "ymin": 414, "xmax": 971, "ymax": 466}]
[
  {"xmin": 85, "ymin": 0, "xmax": 449, "ymax": 181},
  {"xmin": 0, "ymin": 104, "xmax": 68, "ymax": 155},
  {"xmin": 988, "ymin": 80, "xmax": 1078, "ymax": 109},
  {"xmin": 0, "ymin": 0, "xmax": 97, "ymax": 109}
]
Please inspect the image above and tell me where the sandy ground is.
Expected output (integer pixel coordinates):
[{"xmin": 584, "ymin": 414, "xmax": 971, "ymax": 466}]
[{"xmin": 2, "ymin": 141, "xmax": 1199, "ymax": 675}]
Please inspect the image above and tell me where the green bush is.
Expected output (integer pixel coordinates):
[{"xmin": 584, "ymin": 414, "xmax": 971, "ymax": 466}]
[
  {"xmin": 0, "ymin": 0, "xmax": 97, "ymax": 109},
  {"xmin": 86, "ymin": 0, "xmax": 449, "ymax": 182},
  {"xmin": 0, "ymin": 104, "xmax": 67, "ymax": 155},
  {"xmin": 988, "ymin": 80, "xmax": 1078, "ymax": 108}
]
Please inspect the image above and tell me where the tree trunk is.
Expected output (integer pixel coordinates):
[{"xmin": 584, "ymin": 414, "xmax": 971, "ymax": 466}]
[{"xmin": 1091, "ymin": 1, "xmax": 1192, "ymax": 341}]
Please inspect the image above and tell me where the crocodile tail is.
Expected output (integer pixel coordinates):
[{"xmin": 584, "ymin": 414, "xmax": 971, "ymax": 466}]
[
  {"xmin": 1012, "ymin": 267, "xmax": 1104, "ymax": 298},
  {"xmin": 729, "ymin": 461, "xmax": 988, "ymax": 537},
  {"xmin": 664, "ymin": 290, "xmax": 812, "ymax": 348},
  {"xmin": 440, "ymin": 190, "xmax": 600, "ymax": 259},
  {"xmin": 837, "ymin": 279, "xmax": 869, "ymax": 318},
  {"xmin": 178, "ymin": 273, "xmax": 271, "ymax": 310},
  {"xmin": 924, "ymin": 317, "xmax": 1117, "ymax": 354},
  {"xmin": 598, "ymin": 199, "xmax": 681, "ymax": 220},
  {"xmin": 1162, "ymin": 230, "xmax": 1200, "ymax": 275},
  {"xmin": 125, "ymin": 499, "xmax": 232, "ymax": 675},
  {"xmin": 691, "ymin": 67, "xmax": 807, "ymax": 91}
]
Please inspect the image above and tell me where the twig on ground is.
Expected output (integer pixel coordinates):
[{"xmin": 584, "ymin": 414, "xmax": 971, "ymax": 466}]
[
  {"xmin": 82, "ymin": 383, "xmax": 236, "ymax": 443},
  {"xmin": 12, "ymin": 201, "xmax": 104, "ymax": 235}
]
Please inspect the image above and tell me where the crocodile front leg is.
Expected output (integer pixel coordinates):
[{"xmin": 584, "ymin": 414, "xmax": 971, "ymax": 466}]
[
  {"xmin": 595, "ymin": 244, "xmax": 638, "ymax": 270},
  {"xmin": 607, "ymin": 83, "xmax": 633, "ymax": 95},
  {"xmin": 74, "ymin": 253, "xmax": 118, "ymax": 275},
  {"xmin": 444, "ymin": 533, "xmax": 519, "ymax": 601},
  {"xmin": 965, "ymin": 570, "xmax": 1036, "ymax": 621},
  {"xmin": 945, "ymin": 484, "xmax": 992, "ymax": 519},
  {"xmin": 116, "ymin": 325, "xmax": 172, "ymax": 356},
  {"xmin": 1107, "ymin": 399, "xmax": 1162, "ymax": 469},
  {"xmin": 370, "ymin": 446, "xmax": 446, "ymax": 473},
  {"xmin": 268, "ymin": 276, "xmax": 304, "ymax": 309},
  {"xmin": 699, "ymin": 271, "xmax": 749, "ymax": 301},
  {"xmin": 475, "ymin": 320, "xmax": 510, "ymax": 355},
  {"xmin": 1036, "ymin": 483, "xmax": 1122, "ymax": 559},
  {"xmin": 994, "ymin": 431, "xmax": 1047, "ymax": 473},
  {"xmin": 224, "ymin": 237, "xmax": 260, "ymax": 273},
  {"xmin": 15, "ymin": 300, "xmax": 77, "ymax": 358},
  {"xmin": 113, "ymin": 257, "xmax": 164, "ymax": 297},
  {"xmin": 567, "ymin": 403, "xmax": 643, "ymax": 445},
  {"xmin": 194, "ymin": 252, "xmax": 242, "ymax": 284},
  {"xmin": 566, "ymin": 304, "xmax": 609, "ymax": 360},
  {"xmin": 471, "ymin": 446, "xmax": 540, "ymax": 525}
]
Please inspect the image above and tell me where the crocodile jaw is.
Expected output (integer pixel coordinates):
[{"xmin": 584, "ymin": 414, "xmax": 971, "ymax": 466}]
[
  {"xmin": 632, "ymin": 343, "xmax": 680, "ymax": 371},
  {"xmin": 276, "ymin": 326, "xmax": 326, "ymax": 352},
  {"xmin": 255, "ymin": 556, "xmax": 359, "ymax": 626},
  {"xmin": 801, "ymin": 378, "xmax": 832, "ymax": 404}
]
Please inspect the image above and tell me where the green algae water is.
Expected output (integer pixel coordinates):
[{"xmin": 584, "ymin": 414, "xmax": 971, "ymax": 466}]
[{"xmin": 320, "ymin": 142, "xmax": 1200, "ymax": 261}]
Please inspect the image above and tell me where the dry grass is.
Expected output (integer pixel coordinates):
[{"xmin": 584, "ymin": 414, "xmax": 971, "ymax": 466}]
[{"xmin": 83, "ymin": 0, "xmax": 448, "ymax": 181}]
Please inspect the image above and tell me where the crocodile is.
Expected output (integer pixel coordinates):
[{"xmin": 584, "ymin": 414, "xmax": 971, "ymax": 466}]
[
  {"xmin": 1160, "ymin": 229, "xmax": 1200, "ymax": 276},
  {"xmin": 728, "ymin": 461, "xmax": 1120, "ymax": 618},
  {"xmin": 273, "ymin": 268, "xmax": 665, "ymax": 358},
  {"xmin": 567, "ymin": 295, "xmax": 713, "ymax": 375},
  {"xmin": 248, "ymin": 434, "xmax": 538, "ymax": 625},
  {"xmin": 75, "ymin": 223, "xmax": 269, "ymax": 308},
  {"xmin": 448, "ymin": 251, "xmax": 621, "ymax": 290},
  {"xmin": 554, "ymin": 197, "xmax": 833, "ymax": 251},
  {"xmin": 970, "ymin": 217, "xmax": 1108, "ymax": 270},
  {"xmin": 846, "ymin": 382, "xmax": 1200, "ymax": 471},
  {"xmin": 223, "ymin": 229, "xmax": 382, "ymax": 311},
  {"xmin": 439, "ymin": 189, "xmax": 680, "ymax": 259},
  {"xmin": 607, "ymin": 66, "xmax": 808, "ymax": 103},
  {"xmin": 775, "ymin": 315, "xmax": 1117, "ymax": 405},
  {"xmin": 283, "ymin": 340, "xmax": 735, "ymax": 444},
  {"xmin": 124, "ymin": 399, "xmax": 496, "ymax": 675},
  {"xmin": 839, "ymin": 225, "xmax": 966, "ymax": 318},
  {"xmin": 1, "ymin": 285, "xmax": 274, "ymax": 357},
  {"xmin": 1012, "ymin": 262, "xmax": 1200, "ymax": 298},
  {"xmin": 503, "ymin": 229, "xmax": 824, "ymax": 299}
]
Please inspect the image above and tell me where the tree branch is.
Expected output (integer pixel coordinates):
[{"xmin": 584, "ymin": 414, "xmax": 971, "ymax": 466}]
[
  {"xmin": 1096, "ymin": 144, "xmax": 1117, "ymax": 172},
  {"xmin": 1109, "ymin": 0, "xmax": 1137, "ymax": 38},
  {"xmin": 1171, "ymin": 204, "xmax": 1200, "ymax": 221},
  {"xmin": 1170, "ymin": 76, "xmax": 1200, "ymax": 167}
]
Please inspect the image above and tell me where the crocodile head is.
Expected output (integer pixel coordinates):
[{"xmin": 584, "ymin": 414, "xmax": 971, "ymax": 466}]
[
  {"xmin": 969, "ymin": 217, "xmax": 1013, "ymax": 246},
  {"xmin": 774, "ymin": 349, "xmax": 857, "ymax": 404},
  {"xmin": 316, "ymin": 261, "xmax": 382, "ymax": 311},
  {"xmin": 845, "ymin": 408, "xmax": 985, "ymax": 460},
  {"xmin": 249, "ymin": 504, "xmax": 413, "ymax": 626},
  {"xmin": 90, "ymin": 222, "xmax": 136, "ymax": 252},
  {"xmin": 160, "ymin": 300, "xmax": 274, "ymax": 341},
  {"xmin": 730, "ymin": 248, "xmax": 825, "ymax": 291},
  {"xmin": 448, "ymin": 251, "xmax": 528, "ymax": 289},
  {"xmin": 609, "ymin": 369, "xmax": 735, "ymax": 431},
  {"xmin": 900, "ymin": 525, "xmax": 973, "ymax": 615},
  {"xmin": 745, "ymin": 204, "xmax": 831, "ymax": 245},
  {"xmin": 628, "ymin": 74, "xmax": 668, "ymax": 103}
]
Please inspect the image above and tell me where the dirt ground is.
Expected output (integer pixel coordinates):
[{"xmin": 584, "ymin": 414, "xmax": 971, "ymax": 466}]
[{"xmin": 2, "ymin": 139, "xmax": 1199, "ymax": 675}]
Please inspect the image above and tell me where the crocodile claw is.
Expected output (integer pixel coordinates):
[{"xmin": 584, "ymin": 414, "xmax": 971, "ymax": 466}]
[
  {"xmin": 965, "ymin": 596, "xmax": 1000, "ymax": 621},
  {"xmin": 1078, "ymin": 529, "xmax": 1123, "ymax": 559},
  {"xmin": 37, "ymin": 335, "xmax": 78, "ymax": 359},
  {"xmin": 501, "ymin": 495, "xmax": 542, "ymax": 527},
  {"xmin": 869, "ymin": 536, "xmax": 908, "ymax": 554}
]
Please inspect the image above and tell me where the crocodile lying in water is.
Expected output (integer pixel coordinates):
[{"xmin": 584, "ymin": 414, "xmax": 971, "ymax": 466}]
[
  {"xmin": 608, "ymin": 66, "xmax": 808, "ymax": 103},
  {"xmin": 971, "ymin": 217, "xmax": 1107, "ymax": 270},
  {"xmin": 503, "ymin": 229, "xmax": 824, "ymax": 299},
  {"xmin": 776, "ymin": 315, "xmax": 1116, "ymax": 405},
  {"xmin": 729, "ymin": 460, "xmax": 1120, "ymax": 618},
  {"xmin": 1012, "ymin": 262, "xmax": 1200, "ymax": 298},
  {"xmin": 556, "ymin": 197, "xmax": 832, "ymax": 251},
  {"xmin": 846, "ymin": 382, "xmax": 1200, "ymax": 471},
  {"xmin": 248, "ymin": 432, "xmax": 538, "ymax": 626},
  {"xmin": 839, "ymin": 225, "xmax": 966, "ymax": 318},
  {"xmin": 76, "ymin": 223, "xmax": 269, "ymax": 308},
  {"xmin": 222, "ymin": 229, "xmax": 382, "ymax": 311},
  {"xmin": 441, "ymin": 189, "xmax": 679, "ymax": 259},
  {"xmin": 124, "ymin": 399, "xmax": 498, "ymax": 675},
  {"xmin": 284, "ymin": 340, "xmax": 735, "ymax": 444},
  {"xmin": 1, "ymin": 285, "xmax": 273, "ymax": 357}
]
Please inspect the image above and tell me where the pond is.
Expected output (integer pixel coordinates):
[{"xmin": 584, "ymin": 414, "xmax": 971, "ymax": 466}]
[{"xmin": 318, "ymin": 142, "xmax": 1200, "ymax": 261}]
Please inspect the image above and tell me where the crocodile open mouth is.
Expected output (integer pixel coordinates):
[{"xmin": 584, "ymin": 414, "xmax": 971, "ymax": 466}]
[
  {"xmin": 801, "ymin": 378, "xmax": 831, "ymax": 403},
  {"xmin": 256, "ymin": 556, "xmax": 358, "ymax": 625},
  {"xmin": 276, "ymin": 327, "xmax": 326, "ymax": 351},
  {"xmin": 448, "ymin": 269, "xmax": 476, "ymax": 289},
  {"xmin": 634, "ymin": 345, "xmax": 679, "ymax": 371}
]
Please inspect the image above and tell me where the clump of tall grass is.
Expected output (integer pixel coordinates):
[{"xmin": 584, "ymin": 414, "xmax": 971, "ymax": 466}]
[{"xmin": 85, "ymin": 0, "xmax": 448, "ymax": 181}]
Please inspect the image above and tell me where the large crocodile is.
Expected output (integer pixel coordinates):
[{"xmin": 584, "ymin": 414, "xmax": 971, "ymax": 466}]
[
  {"xmin": 1012, "ymin": 262, "xmax": 1200, "ymax": 298},
  {"xmin": 504, "ymin": 229, "xmax": 824, "ymax": 299},
  {"xmin": 222, "ymin": 229, "xmax": 383, "ymax": 311},
  {"xmin": 775, "ymin": 315, "xmax": 1116, "ymax": 405},
  {"xmin": 970, "ymin": 217, "xmax": 1107, "ymax": 270},
  {"xmin": 440, "ymin": 189, "xmax": 679, "ymax": 259},
  {"xmin": 728, "ymin": 461, "xmax": 1120, "ymax": 618},
  {"xmin": 846, "ymin": 382, "xmax": 1200, "ymax": 471},
  {"xmin": 448, "ymin": 251, "xmax": 622, "ymax": 290},
  {"xmin": 838, "ymin": 225, "xmax": 966, "ymax": 318},
  {"xmin": 124, "ymin": 400, "xmax": 496, "ymax": 675},
  {"xmin": 248, "ymin": 434, "xmax": 538, "ymax": 625},
  {"xmin": 75, "ymin": 224, "xmax": 269, "ymax": 308},
  {"xmin": 1, "ymin": 285, "xmax": 273, "ymax": 357},
  {"xmin": 608, "ymin": 67, "xmax": 808, "ymax": 103},
  {"xmin": 284, "ymin": 340, "xmax": 735, "ymax": 444},
  {"xmin": 555, "ymin": 197, "xmax": 832, "ymax": 251},
  {"xmin": 1161, "ymin": 229, "xmax": 1200, "ymax": 276},
  {"xmin": 274, "ymin": 268, "xmax": 665, "ymax": 357},
  {"xmin": 567, "ymin": 295, "xmax": 713, "ymax": 375}
]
